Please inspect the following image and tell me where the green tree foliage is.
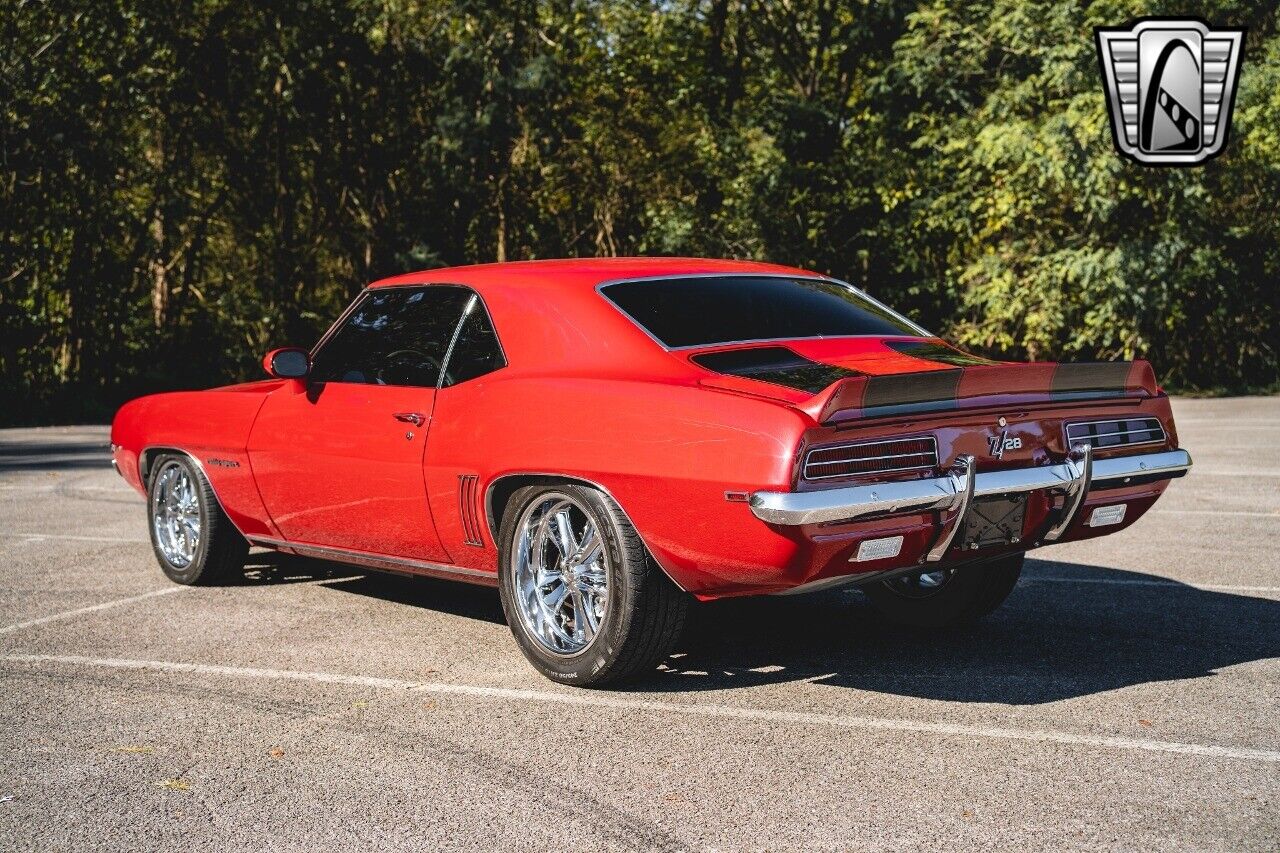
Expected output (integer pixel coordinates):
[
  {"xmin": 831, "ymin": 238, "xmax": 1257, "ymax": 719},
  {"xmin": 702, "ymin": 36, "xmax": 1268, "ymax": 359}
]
[{"xmin": 1, "ymin": 0, "xmax": 1276, "ymax": 423}]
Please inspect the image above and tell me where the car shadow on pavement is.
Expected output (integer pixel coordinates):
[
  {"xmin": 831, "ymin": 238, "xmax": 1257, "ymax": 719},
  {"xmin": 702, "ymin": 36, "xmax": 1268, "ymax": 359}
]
[
  {"xmin": 644, "ymin": 558, "xmax": 1280, "ymax": 704},
  {"xmin": 235, "ymin": 551, "xmax": 1280, "ymax": 704},
  {"xmin": 241, "ymin": 550, "xmax": 507, "ymax": 625},
  {"xmin": 0, "ymin": 439, "xmax": 112, "ymax": 471}
]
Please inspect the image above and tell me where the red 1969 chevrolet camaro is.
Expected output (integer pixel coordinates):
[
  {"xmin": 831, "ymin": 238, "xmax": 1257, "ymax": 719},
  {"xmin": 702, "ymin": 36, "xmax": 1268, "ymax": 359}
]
[{"xmin": 111, "ymin": 258, "xmax": 1192, "ymax": 685}]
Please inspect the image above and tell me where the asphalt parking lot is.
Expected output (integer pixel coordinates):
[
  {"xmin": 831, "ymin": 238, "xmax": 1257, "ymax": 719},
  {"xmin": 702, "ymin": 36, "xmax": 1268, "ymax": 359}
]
[{"xmin": 1, "ymin": 397, "xmax": 1277, "ymax": 851}]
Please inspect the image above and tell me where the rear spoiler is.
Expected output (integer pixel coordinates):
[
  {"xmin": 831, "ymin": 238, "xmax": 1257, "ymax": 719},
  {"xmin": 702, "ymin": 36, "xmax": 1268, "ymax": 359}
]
[{"xmin": 797, "ymin": 360, "xmax": 1159, "ymax": 425}]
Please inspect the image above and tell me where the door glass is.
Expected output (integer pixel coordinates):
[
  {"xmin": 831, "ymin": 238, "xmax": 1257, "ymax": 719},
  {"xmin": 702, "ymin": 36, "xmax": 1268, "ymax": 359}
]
[
  {"xmin": 442, "ymin": 296, "xmax": 506, "ymax": 387},
  {"xmin": 311, "ymin": 286, "xmax": 472, "ymax": 387}
]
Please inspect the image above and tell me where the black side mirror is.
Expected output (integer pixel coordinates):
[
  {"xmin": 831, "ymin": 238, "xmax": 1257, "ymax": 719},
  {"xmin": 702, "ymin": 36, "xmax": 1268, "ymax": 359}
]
[{"xmin": 263, "ymin": 347, "xmax": 311, "ymax": 379}]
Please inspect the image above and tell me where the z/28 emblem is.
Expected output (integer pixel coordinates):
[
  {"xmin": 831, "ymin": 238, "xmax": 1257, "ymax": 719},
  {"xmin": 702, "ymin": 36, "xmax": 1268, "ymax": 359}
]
[{"xmin": 987, "ymin": 429, "xmax": 1022, "ymax": 460}]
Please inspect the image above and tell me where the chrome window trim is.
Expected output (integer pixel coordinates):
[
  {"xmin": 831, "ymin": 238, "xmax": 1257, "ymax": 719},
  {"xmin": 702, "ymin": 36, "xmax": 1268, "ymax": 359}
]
[
  {"xmin": 1064, "ymin": 417, "xmax": 1166, "ymax": 450},
  {"xmin": 593, "ymin": 272, "xmax": 931, "ymax": 352},
  {"xmin": 435, "ymin": 291, "xmax": 510, "ymax": 390},
  {"xmin": 436, "ymin": 293, "xmax": 477, "ymax": 391},
  {"xmin": 803, "ymin": 436, "xmax": 939, "ymax": 481},
  {"xmin": 306, "ymin": 282, "xmax": 508, "ymax": 390}
]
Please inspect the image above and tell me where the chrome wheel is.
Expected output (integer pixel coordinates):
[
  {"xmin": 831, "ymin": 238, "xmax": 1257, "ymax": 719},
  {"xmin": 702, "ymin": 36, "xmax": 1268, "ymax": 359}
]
[
  {"xmin": 882, "ymin": 567, "xmax": 955, "ymax": 600},
  {"xmin": 511, "ymin": 492, "xmax": 609, "ymax": 656},
  {"xmin": 151, "ymin": 461, "xmax": 201, "ymax": 568}
]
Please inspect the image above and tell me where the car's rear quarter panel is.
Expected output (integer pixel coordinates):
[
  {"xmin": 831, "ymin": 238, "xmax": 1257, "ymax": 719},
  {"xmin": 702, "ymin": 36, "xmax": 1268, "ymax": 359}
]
[{"xmin": 425, "ymin": 373, "xmax": 811, "ymax": 594}]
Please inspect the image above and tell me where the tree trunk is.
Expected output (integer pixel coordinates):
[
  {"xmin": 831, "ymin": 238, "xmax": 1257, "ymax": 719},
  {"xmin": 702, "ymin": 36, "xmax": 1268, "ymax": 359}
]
[
  {"xmin": 150, "ymin": 208, "xmax": 167, "ymax": 329},
  {"xmin": 495, "ymin": 172, "xmax": 507, "ymax": 263}
]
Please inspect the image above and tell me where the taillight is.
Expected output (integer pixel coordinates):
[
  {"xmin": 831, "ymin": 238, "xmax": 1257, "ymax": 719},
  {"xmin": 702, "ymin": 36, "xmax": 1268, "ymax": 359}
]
[{"xmin": 803, "ymin": 436, "xmax": 939, "ymax": 481}]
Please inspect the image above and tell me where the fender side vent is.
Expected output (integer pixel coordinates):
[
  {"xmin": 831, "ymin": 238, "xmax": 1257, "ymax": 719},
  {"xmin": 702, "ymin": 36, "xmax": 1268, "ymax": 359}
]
[
  {"xmin": 803, "ymin": 436, "xmax": 938, "ymax": 481},
  {"xmin": 458, "ymin": 475, "xmax": 483, "ymax": 546},
  {"xmin": 1065, "ymin": 417, "xmax": 1165, "ymax": 450}
]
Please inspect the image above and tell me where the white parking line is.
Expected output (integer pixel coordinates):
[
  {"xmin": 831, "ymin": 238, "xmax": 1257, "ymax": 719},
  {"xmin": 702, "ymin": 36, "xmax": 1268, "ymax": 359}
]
[
  {"xmin": 0, "ymin": 588, "xmax": 186, "ymax": 636},
  {"xmin": 0, "ymin": 532, "xmax": 147, "ymax": 544},
  {"xmin": 0, "ymin": 576, "xmax": 360, "ymax": 637},
  {"xmin": 2, "ymin": 653, "xmax": 1276, "ymax": 763},
  {"xmin": 0, "ymin": 484, "xmax": 132, "ymax": 493}
]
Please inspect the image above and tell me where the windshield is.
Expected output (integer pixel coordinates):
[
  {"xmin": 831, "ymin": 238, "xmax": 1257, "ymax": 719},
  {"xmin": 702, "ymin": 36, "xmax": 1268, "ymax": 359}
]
[{"xmin": 600, "ymin": 276, "xmax": 925, "ymax": 349}]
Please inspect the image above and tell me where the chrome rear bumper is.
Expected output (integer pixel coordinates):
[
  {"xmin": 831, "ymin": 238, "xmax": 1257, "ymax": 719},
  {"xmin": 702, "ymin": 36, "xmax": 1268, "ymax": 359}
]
[{"xmin": 749, "ymin": 448, "xmax": 1192, "ymax": 548}]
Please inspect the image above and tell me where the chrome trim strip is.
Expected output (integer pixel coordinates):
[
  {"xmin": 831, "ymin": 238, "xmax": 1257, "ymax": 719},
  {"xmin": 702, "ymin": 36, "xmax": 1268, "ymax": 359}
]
[
  {"xmin": 593, "ymin": 272, "xmax": 931, "ymax": 352},
  {"xmin": 308, "ymin": 287, "xmax": 368, "ymax": 359},
  {"xmin": 483, "ymin": 471, "xmax": 690, "ymax": 592},
  {"xmin": 803, "ymin": 435, "xmax": 939, "ymax": 481},
  {"xmin": 1044, "ymin": 443, "xmax": 1092, "ymax": 542},
  {"xmin": 748, "ymin": 449, "xmax": 1192, "ymax": 527},
  {"xmin": 1068, "ymin": 426, "xmax": 1159, "ymax": 441},
  {"xmin": 1090, "ymin": 448, "xmax": 1191, "ymax": 483},
  {"xmin": 809, "ymin": 453, "xmax": 932, "ymax": 466},
  {"xmin": 1064, "ymin": 417, "xmax": 1166, "ymax": 449},
  {"xmin": 436, "ymin": 293, "xmax": 477, "ymax": 391},
  {"xmin": 751, "ymin": 478, "xmax": 959, "ymax": 527},
  {"xmin": 807, "ymin": 461, "xmax": 935, "ymax": 476},
  {"xmin": 246, "ymin": 536, "xmax": 496, "ymax": 582},
  {"xmin": 926, "ymin": 454, "xmax": 975, "ymax": 562},
  {"xmin": 307, "ymin": 283, "xmax": 508, "ymax": 389}
]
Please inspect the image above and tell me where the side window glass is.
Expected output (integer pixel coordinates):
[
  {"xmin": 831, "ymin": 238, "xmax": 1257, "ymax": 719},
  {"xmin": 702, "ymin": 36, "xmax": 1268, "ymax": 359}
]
[
  {"xmin": 311, "ymin": 286, "xmax": 472, "ymax": 387},
  {"xmin": 442, "ymin": 297, "xmax": 506, "ymax": 387}
]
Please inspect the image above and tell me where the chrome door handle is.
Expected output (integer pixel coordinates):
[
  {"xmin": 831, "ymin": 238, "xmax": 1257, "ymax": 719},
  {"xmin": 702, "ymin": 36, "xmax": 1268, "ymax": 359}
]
[{"xmin": 393, "ymin": 412, "xmax": 426, "ymax": 427}]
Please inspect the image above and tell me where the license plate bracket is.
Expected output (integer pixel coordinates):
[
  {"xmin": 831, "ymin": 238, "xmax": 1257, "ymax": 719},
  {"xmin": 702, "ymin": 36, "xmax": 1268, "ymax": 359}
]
[{"xmin": 961, "ymin": 495, "xmax": 1027, "ymax": 549}]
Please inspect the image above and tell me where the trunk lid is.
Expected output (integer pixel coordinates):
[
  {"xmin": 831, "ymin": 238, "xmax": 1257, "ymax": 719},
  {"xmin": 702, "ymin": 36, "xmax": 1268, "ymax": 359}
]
[{"xmin": 684, "ymin": 338, "xmax": 1159, "ymax": 424}]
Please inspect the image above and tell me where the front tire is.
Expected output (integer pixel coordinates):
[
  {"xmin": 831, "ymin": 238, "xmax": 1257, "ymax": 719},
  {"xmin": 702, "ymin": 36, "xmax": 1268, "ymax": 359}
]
[
  {"xmin": 861, "ymin": 553, "xmax": 1023, "ymax": 629},
  {"xmin": 497, "ymin": 484, "xmax": 689, "ymax": 687},
  {"xmin": 146, "ymin": 454, "xmax": 248, "ymax": 585}
]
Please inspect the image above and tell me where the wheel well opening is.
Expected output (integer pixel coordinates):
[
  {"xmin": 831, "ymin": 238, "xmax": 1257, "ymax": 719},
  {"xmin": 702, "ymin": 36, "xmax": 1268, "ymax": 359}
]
[
  {"xmin": 485, "ymin": 474, "xmax": 585, "ymax": 539},
  {"xmin": 139, "ymin": 447, "xmax": 180, "ymax": 486}
]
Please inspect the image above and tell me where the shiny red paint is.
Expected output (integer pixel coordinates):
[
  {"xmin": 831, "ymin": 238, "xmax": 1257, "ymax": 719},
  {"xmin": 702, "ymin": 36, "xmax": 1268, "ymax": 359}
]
[
  {"xmin": 111, "ymin": 257, "xmax": 1186, "ymax": 599},
  {"xmin": 247, "ymin": 379, "xmax": 449, "ymax": 561}
]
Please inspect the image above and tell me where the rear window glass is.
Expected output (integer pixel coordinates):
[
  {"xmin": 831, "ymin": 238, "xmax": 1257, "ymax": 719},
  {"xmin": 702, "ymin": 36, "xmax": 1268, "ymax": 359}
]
[{"xmin": 600, "ymin": 276, "xmax": 923, "ymax": 348}]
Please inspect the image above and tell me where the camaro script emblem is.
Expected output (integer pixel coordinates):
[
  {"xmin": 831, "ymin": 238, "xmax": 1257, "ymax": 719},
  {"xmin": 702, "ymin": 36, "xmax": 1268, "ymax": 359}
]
[{"xmin": 1095, "ymin": 18, "xmax": 1245, "ymax": 165}]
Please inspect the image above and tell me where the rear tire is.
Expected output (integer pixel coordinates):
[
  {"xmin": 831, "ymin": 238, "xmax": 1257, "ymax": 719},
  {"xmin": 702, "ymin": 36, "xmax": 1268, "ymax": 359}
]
[
  {"xmin": 498, "ymin": 483, "xmax": 689, "ymax": 687},
  {"xmin": 861, "ymin": 553, "xmax": 1023, "ymax": 629},
  {"xmin": 146, "ymin": 454, "xmax": 248, "ymax": 585}
]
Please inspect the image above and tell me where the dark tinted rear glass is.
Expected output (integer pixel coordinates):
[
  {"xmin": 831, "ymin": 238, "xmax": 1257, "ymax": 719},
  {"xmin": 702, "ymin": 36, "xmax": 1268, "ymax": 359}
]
[{"xmin": 600, "ymin": 276, "xmax": 922, "ymax": 348}]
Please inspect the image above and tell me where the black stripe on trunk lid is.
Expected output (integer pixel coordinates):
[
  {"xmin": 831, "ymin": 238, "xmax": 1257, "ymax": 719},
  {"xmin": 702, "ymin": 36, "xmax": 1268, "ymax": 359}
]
[
  {"xmin": 691, "ymin": 346, "xmax": 863, "ymax": 393},
  {"xmin": 861, "ymin": 369, "xmax": 964, "ymax": 417},
  {"xmin": 1051, "ymin": 362, "xmax": 1132, "ymax": 400}
]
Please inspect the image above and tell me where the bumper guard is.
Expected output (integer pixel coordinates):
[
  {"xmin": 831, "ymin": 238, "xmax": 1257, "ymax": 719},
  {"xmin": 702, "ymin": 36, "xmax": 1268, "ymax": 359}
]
[{"xmin": 749, "ymin": 448, "xmax": 1192, "ymax": 557}]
